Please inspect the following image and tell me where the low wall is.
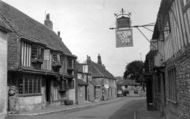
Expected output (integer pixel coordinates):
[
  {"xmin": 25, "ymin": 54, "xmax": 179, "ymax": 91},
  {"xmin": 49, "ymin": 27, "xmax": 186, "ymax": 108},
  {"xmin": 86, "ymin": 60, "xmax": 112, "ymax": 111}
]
[{"xmin": 17, "ymin": 96, "xmax": 42, "ymax": 112}]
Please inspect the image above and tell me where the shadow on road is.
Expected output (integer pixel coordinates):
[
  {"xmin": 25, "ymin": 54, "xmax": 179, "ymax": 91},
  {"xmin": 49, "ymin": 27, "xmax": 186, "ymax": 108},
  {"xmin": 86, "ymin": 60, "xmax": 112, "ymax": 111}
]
[{"xmin": 108, "ymin": 98, "xmax": 145, "ymax": 119}]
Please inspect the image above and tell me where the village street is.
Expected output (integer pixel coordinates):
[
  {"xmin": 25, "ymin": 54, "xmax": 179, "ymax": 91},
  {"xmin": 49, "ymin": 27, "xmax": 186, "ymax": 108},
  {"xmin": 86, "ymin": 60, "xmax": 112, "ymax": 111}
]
[
  {"xmin": 2, "ymin": 0, "xmax": 190, "ymax": 118},
  {"xmin": 7, "ymin": 97, "xmax": 145, "ymax": 119}
]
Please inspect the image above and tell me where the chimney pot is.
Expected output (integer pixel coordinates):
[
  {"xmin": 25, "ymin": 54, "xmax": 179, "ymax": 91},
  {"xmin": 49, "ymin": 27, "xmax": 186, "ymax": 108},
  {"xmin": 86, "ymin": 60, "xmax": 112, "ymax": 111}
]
[
  {"xmin": 98, "ymin": 54, "xmax": 102, "ymax": 65},
  {"xmin": 46, "ymin": 14, "xmax": 50, "ymax": 20},
  {"xmin": 57, "ymin": 31, "xmax": 60, "ymax": 37}
]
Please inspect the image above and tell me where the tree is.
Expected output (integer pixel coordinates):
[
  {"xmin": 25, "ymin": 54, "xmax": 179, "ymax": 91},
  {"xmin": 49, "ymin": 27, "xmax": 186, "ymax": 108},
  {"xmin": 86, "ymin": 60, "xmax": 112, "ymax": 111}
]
[{"xmin": 123, "ymin": 60, "xmax": 144, "ymax": 84}]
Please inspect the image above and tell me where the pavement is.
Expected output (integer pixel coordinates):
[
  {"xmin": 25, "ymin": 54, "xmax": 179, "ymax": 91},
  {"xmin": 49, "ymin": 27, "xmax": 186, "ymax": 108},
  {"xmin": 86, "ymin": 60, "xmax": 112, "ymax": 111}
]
[
  {"xmin": 135, "ymin": 101, "xmax": 164, "ymax": 119},
  {"xmin": 6, "ymin": 97, "xmax": 164, "ymax": 119}
]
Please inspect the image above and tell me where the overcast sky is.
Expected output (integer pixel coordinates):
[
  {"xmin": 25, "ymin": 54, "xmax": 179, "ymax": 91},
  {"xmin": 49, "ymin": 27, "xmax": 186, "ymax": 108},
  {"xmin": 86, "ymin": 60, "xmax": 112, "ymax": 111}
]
[{"xmin": 4, "ymin": 0, "xmax": 161, "ymax": 76}]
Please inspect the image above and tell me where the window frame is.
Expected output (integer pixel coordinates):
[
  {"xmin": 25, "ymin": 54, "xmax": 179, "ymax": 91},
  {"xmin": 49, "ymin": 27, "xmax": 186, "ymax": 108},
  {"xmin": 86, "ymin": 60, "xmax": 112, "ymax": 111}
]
[
  {"xmin": 68, "ymin": 79, "xmax": 74, "ymax": 89},
  {"xmin": 18, "ymin": 75, "xmax": 42, "ymax": 96},
  {"xmin": 167, "ymin": 67, "xmax": 177, "ymax": 103}
]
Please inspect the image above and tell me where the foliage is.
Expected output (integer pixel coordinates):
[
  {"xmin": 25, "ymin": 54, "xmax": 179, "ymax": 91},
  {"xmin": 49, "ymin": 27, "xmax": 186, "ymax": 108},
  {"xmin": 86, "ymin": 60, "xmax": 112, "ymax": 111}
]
[{"xmin": 123, "ymin": 60, "xmax": 144, "ymax": 84}]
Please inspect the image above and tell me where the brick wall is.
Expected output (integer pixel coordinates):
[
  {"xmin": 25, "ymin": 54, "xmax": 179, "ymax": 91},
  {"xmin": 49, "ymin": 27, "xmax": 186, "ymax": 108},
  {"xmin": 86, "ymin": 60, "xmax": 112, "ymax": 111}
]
[
  {"xmin": 8, "ymin": 33, "xmax": 20, "ymax": 70},
  {"xmin": 176, "ymin": 56, "xmax": 190, "ymax": 119},
  {"xmin": 165, "ymin": 54, "xmax": 190, "ymax": 119}
]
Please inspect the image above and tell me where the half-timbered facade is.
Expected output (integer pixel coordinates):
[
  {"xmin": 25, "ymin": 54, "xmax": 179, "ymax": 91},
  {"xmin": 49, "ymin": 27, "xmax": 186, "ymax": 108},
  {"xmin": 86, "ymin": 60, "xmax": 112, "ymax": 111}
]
[
  {"xmin": 0, "ymin": 1, "xmax": 76, "ymax": 112},
  {"xmin": 145, "ymin": 0, "xmax": 190, "ymax": 119}
]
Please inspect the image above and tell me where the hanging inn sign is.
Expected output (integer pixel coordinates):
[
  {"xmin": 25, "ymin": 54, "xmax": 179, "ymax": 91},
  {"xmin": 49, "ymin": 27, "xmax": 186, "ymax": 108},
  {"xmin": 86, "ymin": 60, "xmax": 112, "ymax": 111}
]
[{"xmin": 114, "ymin": 9, "xmax": 133, "ymax": 48}]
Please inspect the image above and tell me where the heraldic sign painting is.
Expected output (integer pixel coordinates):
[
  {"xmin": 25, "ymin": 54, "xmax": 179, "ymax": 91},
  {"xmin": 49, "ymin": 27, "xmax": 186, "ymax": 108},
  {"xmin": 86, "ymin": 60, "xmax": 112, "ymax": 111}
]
[
  {"xmin": 116, "ymin": 28, "xmax": 133, "ymax": 48},
  {"xmin": 115, "ymin": 9, "xmax": 133, "ymax": 48}
]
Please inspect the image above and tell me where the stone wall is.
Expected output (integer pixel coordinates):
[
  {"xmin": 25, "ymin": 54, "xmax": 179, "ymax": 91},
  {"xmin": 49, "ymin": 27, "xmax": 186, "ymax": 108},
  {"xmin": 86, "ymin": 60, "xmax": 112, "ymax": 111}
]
[
  {"xmin": 78, "ymin": 86, "xmax": 86, "ymax": 104},
  {"xmin": 88, "ymin": 82, "xmax": 94, "ymax": 102}
]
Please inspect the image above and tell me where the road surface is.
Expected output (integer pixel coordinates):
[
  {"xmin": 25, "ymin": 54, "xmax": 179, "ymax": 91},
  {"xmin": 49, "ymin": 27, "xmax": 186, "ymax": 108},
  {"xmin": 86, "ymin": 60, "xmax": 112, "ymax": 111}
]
[{"xmin": 7, "ymin": 97, "xmax": 145, "ymax": 119}]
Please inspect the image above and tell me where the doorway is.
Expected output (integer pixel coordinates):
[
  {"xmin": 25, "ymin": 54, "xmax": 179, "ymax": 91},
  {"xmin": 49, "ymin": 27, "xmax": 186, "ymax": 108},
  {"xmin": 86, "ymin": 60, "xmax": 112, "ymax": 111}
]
[{"xmin": 46, "ymin": 79, "xmax": 51, "ymax": 104}]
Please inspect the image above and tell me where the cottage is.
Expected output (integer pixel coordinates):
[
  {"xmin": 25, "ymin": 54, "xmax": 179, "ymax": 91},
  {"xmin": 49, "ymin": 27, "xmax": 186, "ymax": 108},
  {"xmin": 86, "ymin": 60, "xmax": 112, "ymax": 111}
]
[
  {"xmin": 87, "ymin": 55, "xmax": 117, "ymax": 101},
  {"xmin": 0, "ymin": 14, "xmax": 11, "ymax": 118},
  {"xmin": 145, "ymin": 0, "xmax": 190, "ymax": 119},
  {"xmin": 0, "ymin": 1, "xmax": 76, "ymax": 112},
  {"xmin": 117, "ymin": 79, "xmax": 141, "ymax": 97}
]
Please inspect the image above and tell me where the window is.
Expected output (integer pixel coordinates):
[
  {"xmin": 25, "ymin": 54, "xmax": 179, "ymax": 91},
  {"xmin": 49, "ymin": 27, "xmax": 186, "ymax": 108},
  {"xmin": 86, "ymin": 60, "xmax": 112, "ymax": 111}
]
[
  {"xmin": 167, "ymin": 68, "xmax": 177, "ymax": 102},
  {"xmin": 52, "ymin": 54, "xmax": 57, "ymax": 62},
  {"xmin": 31, "ymin": 46, "xmax": 44, "ymax": 60},
  {"xmin": 52, "ymin": 53, "xmax": 60, "ymax": 62},
  {"xmin": 18, "ymin": 75, "xmax": 42, "ymax": 95},
  {"xmin": 68, "ymin": 59, "xmax": 74, "ymax": 69},
  {"xmin": 60, "ymin": 80, "xmax": 66, "ymax": 91},
  {"xmin": 68, "ymin": 79, "xmax": 74, "ymax": 89}
]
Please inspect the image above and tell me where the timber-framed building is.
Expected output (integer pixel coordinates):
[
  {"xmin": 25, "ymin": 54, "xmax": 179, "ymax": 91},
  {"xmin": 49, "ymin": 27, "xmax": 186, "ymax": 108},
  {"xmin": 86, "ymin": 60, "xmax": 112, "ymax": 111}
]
[{"xmin": 0, "ymin": 1, "xmax": 76, "ymax": 112}]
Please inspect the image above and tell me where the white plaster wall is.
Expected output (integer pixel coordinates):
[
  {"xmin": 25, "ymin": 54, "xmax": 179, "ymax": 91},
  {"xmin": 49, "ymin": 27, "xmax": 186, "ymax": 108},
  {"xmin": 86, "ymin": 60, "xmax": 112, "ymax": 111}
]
[{"xmin": 0, "ymin": 32, "xmax": 7, "ymax": 119}]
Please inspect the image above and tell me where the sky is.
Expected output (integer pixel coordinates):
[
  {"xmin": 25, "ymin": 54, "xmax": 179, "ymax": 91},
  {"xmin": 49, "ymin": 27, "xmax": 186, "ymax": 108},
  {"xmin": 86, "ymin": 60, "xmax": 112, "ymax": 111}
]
[{"xmin": 4, "ymin": 0, "xmax": 161, "ymax": 77}]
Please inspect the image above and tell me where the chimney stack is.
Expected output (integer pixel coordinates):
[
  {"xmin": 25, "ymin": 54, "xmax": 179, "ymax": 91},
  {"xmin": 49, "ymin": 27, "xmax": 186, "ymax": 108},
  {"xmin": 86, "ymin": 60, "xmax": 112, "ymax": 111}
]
[
  {"xmin": 44, "ymin": 13, "xmax": 53, "ymax": 30},
  {"xmin": 97, "ymin": 54, "xmax": 102, "ymax": 65},
  {"xmin": 87, "ymin": 55, "xmax": 91, "ymax": 63}
]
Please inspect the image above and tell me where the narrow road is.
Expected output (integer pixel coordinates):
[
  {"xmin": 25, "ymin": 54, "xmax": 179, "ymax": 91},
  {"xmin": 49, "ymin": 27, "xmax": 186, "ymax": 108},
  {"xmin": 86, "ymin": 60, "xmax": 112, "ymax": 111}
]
[{"xmin": 7, "ymin": 97, "xmax": 145, "ymax": 119}]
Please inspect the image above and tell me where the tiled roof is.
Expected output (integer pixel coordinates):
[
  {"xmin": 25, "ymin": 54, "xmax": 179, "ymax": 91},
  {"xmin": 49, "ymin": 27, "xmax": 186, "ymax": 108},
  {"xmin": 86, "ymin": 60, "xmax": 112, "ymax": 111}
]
[
  {"xmin": 0, "ymin": 16, "xmax": 11, "ymax": 32},
  {"xmin": 0, "ymin": 1, "xmax": 73, "ymax": 56},
  {"xmin": 88, "ymin": 60, "xmax": 115, "ymax": 79}
]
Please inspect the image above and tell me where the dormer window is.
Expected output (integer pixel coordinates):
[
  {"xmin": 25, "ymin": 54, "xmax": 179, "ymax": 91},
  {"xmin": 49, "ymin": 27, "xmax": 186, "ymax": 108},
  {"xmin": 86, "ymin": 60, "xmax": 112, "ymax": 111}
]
[
  {"xmin": 52, "ymin": 53, "xmax": 60, "ymax": 63},
  {"xmin": 31, "ymin": 45, "xmax": 44, "ymax": 69},
  {"xmin": 68, "ymin": 59, "xmax": 74, "ymax": 69},
  {"xmin": 31, "ymin": 45, "xmax": 44, "ymax": 60},
  {"xmin": 52, "ymin": 53, "xmax": 62, "ymax": 72}
]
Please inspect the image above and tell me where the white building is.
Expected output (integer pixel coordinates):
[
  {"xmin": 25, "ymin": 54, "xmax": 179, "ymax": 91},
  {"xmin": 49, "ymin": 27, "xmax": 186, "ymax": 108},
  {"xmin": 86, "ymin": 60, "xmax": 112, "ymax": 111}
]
[{"xmin": 0, "ymin": 18, "xmax": 11, "ymax": 118}]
